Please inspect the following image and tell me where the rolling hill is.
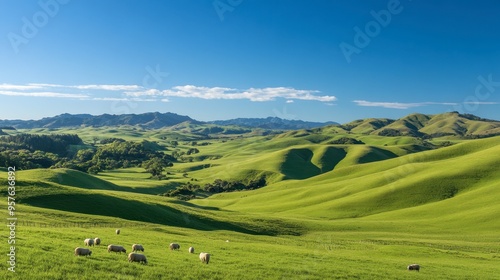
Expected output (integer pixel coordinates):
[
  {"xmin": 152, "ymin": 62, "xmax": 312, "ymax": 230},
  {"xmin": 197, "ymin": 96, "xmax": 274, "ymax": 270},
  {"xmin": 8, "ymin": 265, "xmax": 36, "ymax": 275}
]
[
  {"xmin": 193, "ymin": 136, "xmax": 500, "ymax": 231},
  {"xmin": 0, "ymin": 112, "xmax": 499, "ymax": 279},
  {"xmin": 341, "ymin": 111, "xmax": 500, "ymax": 138}
]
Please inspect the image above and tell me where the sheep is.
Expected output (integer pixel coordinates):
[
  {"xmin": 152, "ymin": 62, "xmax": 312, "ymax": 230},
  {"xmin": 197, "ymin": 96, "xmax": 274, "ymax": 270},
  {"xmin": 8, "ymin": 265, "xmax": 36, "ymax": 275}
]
[
  {"xmin": 199, "ymin": 252, "xmax": 210, "ymax": 264},
  {"xmin": 84, "ymin": 238, "xmax": 94, "ymax": 247},
  {"xmin": 116, "ymin": 229, "xmax": 120, "ymax": 235},
  {"xmin": 74, "ymin": 247, "xmax": 92, "ymax": 257},
  {"xmin": 128, "ymin": 253, "xmax": 147, "ymax": 264},
  {"xmin": 94, "ymin": 237, "xmax": 101, "ymax": 246},
  {"xmin": 169, "ymin": 243, "xmax": 180, "ymax": 250},
  {"xmin": 132, "ymin": 244, "xmax": 144, "ymax": 252},
  {"xmin": 407, "ymin": 264, "xmax": 420, "ymax": 272},
  {"xmin": 108, "ymin": 244, "xmax": 127, "ymax": 254},
  {"xmin": 188, "ymin": 247, "xmax": 195, "ymax": 254}
]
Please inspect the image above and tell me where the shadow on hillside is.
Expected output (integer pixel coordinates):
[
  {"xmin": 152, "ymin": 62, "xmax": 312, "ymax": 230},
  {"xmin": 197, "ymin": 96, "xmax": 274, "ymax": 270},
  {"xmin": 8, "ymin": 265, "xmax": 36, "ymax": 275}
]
[
  {"xmin": 21, "ymin": 193, "xmax": 279, "ymax": 235},
  {"xmin": 318, "ymin": 147, "xmax": 347, "ymax": 172},
  {"xmin": 169, "ymin": 200, "xmax": 221, "ymax": 211},
  {"xmin": 357, "ymin": 147, "xmax": 398, "ymax": 164},
  {"xmin": 281, "ymin": 149, "xmax": 321, "ymax": 179}
]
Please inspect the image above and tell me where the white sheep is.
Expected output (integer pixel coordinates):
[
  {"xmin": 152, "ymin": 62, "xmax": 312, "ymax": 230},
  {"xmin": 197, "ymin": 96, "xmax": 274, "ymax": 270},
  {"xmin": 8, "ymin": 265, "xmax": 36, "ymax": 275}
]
[
  {"xmin": 84, "ymin": 238, "xmax": 94, "ymax": 247},
  {"xmin": 108, "ymin": 244, "xmax": 127, "ymax": 254},
  {"xmin": 188, "ymin": 247, "xmax": 194, "ymax": 254},
  {"xmin": 132, "ymin": 244, "xmax": 144, "ymax": 252},
  {"xmin": 128, "ymin": 253, "xmax": 147, "ymax": 264},
  {"xmin": 199, "ymin": 252, "xmax": 210, "ymax": 264},
  {"xmin": 94, "ymin": 237, "xmax": 101, "ymax": 246},
  {"xmin": 169, "ymin": 243, "xmax": 180, "ymax": 250},
  {"xmin": 116, "ymin": 229, "xmax": 120, "ymax": 235},
  {"xmin": 74, "ymin": 247, "xmax": 92, "ymax": 257},
  {"xmin": 407, "ymin": 264, "xmax": 420, "ymax": 272}
]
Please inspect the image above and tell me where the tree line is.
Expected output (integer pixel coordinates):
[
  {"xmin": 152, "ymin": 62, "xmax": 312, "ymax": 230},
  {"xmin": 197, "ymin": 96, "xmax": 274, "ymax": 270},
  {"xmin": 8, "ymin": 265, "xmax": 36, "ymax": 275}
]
[
  {"xmin": 163, "ymin": 177, "xmax": 267, "ymax": 200},
  {"xmin": 0, "ymin": 134, "xmax": 174, "ymax": 178}
]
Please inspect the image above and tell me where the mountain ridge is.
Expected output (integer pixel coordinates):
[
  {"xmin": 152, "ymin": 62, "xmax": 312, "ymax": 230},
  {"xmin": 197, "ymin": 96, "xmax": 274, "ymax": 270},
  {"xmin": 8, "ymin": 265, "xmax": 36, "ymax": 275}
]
[{"xmin": 0, "ymin": 111, "xmax": 499, "ymax": 138}]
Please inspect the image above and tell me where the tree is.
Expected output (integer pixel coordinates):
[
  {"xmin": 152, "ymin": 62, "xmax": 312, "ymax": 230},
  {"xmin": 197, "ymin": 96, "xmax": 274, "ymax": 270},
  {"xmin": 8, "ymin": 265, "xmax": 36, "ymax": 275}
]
[{"xmin": 142, "ymin": 158, "xmax": 166, "ymax": 179}]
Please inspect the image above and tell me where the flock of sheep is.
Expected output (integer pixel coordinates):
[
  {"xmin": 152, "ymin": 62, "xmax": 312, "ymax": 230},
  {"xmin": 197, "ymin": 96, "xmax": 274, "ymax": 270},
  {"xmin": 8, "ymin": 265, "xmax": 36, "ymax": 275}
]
[
  {"xmin": 73, "ymin": 229, "xmax": 211, "ymax": 265},
  {"xmin": 74, "ymin": 229, "xmax": 420, "ymax": 272}
]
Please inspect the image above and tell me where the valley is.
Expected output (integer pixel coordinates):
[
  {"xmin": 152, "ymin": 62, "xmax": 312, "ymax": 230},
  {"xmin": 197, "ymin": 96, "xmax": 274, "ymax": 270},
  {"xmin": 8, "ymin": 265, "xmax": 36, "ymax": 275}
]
[{"xmin": 0, "ymin": 111, "xmax": 499, "ymax": 279}]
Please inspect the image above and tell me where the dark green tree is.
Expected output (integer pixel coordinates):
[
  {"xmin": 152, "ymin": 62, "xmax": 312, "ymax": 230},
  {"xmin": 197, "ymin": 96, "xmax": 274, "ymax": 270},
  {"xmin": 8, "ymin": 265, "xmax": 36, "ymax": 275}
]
[{"xmin": 142, "ymin": 158, "xmax": 167, "ymax": 179}]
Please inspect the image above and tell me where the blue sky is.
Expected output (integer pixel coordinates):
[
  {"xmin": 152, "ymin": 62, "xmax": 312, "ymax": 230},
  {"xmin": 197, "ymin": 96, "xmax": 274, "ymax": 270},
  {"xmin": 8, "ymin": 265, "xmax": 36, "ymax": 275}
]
[{"xmin": 1, "ymin": 0, "xmax": 499, "ymax": 123}]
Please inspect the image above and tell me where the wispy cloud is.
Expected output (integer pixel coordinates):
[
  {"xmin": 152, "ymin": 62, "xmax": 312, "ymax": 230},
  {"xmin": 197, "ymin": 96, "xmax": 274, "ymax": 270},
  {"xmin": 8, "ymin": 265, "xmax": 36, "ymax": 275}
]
[
  {"xmin": 0, "ymin": 83, "xmax": 46, "ymax": 90},
  {"xmin": 0, "ymin": 90, "xmax": 89, "ymax": 98},
  {"xmin": 125, "ymin": 85, "xmax": 336, "ymax": 102},
  {"xmin": 1, "ymin": 83, "xmax": 336, "ymax": 103},
  {"xmin": 463, "ymin": 101, "xmax": 499, "ymax": 105},
  {"xmin": 353, "ymin": 100, "xmax": 460, "ymax": 109},
  {"xmin": 73, "ymin": 84, "xmax": 142, "ymax": 91}
]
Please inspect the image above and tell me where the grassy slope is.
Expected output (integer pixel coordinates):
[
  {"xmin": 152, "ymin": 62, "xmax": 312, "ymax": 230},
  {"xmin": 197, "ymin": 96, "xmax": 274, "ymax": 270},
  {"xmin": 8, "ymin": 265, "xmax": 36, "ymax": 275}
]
[
  {"xmin": 0, "ymin": 130, "xmax": 499, "ymax": 279},
  {"xmin": 193, "ymin": 136, "xmax": 500, "ymax": 232}
]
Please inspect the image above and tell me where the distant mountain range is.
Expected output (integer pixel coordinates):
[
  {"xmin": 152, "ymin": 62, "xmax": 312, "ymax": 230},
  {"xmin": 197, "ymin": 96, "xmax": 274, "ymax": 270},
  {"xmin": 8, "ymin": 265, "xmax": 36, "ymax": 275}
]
[
  {"xmin": 0, "ymin": 111, "xmax": 498, "ymax": 138},
  {"xmin": 0, "ymin": 112, "xmax": 198, "ymax": 129},
  {"xmin": 209, "ymin": 117, "xmax": 338, "ymax": 130},
  {"xmin": 0, "ymin": 112, "xmax": 335, "ymax": 130}
]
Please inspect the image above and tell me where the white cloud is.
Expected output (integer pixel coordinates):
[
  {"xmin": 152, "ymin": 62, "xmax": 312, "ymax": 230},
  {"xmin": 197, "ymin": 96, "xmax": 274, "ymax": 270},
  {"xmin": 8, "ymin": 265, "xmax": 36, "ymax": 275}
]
[
  {"xmin": 91, "ymin": 97, "xmax": 130, "ymax": 101},
  {"xmin": 126, "ymin": 85, "xmax": 336, "ymax": 102},
  {"xmin": 73, "ymin": 84, "xmax": 142, "ymax": 91},
  {"xmin": 1, "ymin": 83, "xmax": 336, "ymax": 103},
  {"xmin": 124, "ymin": 88, "xmax": 161, "ymax": 97},
  {"xmin": 0, "ymin": 90, "xmax": 89, "ymax": 98},
  {"xmin": 2, "ymin": 83, "xmax": 142, "ymax": 91},
  {"xmin": 0, "ymin": 84, "xmax": 45, "ymax": 90},
  {"xmin": 353, "ymin": 100, "xmax": 461, "ymax": 109}
]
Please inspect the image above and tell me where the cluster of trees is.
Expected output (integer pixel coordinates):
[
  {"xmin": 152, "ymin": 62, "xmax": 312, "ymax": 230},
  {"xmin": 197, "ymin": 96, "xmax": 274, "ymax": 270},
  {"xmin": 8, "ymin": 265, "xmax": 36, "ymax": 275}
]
[
  {"xmin": 0, "ymin": 134, "xmax": 175, "ymax": 178},
  {"xmin": 0, "ymin": 149, "xmax": 60, "ymax": 169},
  {"xmin": 0, "ymin": 134, "xmax": 82, "ymax": 155},
  {"xmin": 57, "ymin": 139, "xmax": 174, "ymax": 176},
  {"xmin": 164, "ymin": 177, "xmax": 267, "ymax": 200},
  {"xmin": 328, "ymin": 137, "xmax": 364, "ymax": 145},
  {"xmin": 0, "ymin": 134, "xmax": 83, "ymax": 169}
]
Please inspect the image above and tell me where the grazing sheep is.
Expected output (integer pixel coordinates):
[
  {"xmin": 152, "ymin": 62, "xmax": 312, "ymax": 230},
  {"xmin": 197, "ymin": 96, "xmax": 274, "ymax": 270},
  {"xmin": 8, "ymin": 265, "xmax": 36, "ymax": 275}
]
[
  {"xmin": 128, "ymin": 253, "xmax": 147, "ymax": 264},
  {"xmin": 94, "ymin": 237, "xmax": 101, "ymax": 246},
  {"xmin": 407, "ymin": 264, "xmax": 420, "ymax": 272},
  {"xmin": 188, "ymin": 247, "xmax": 194, "ymax": 254},
  {"xmin": 169, "ymin": 243, "xmax": 180, "ymax": 250},
  {"xmin": 116, "ymin": 229, "xmax": 120, "ymax": 235},
  {"xmin": 199, "ymin": 252, "xmax": 210, "ymax": 264},
  {"xmin": 132, "ymin": 244, "xmax": 144, "ymax": 252},
  {"xmin": 74, "ymin": 247, "xmax": 92, "ymax": 257},
  {"xmin": 84, "ymin": 238, "xmax": 94, "ymax": 247},
  {"xmin": 108, "ymin": 244, "xmax": 127, "ymax": 254}
]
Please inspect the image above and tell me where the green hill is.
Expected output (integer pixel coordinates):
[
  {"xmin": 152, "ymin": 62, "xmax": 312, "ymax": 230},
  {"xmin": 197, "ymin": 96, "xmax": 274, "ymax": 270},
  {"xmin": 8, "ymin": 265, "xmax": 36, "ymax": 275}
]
[
  {"xmin": 340, "ymin": 112, "xmax": 500, "ymax": 138},
  {"xmin": 193, "ymin": 136, "xmax": 500, "ymax": 232},
  {"xmin": 19, "ymin": 168, "xmax": 122, "ymax": 191},
  {"xmin": 1, "ymin": 122, "xmax": 499, "ymax": 279}
]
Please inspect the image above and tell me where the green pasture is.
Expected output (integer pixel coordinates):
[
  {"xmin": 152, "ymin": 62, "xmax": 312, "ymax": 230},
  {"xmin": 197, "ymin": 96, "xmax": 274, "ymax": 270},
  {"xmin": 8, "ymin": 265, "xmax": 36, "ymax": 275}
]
[{"xmin": 0, "ymin": 128, "xmax": 499, "ymax": 279}]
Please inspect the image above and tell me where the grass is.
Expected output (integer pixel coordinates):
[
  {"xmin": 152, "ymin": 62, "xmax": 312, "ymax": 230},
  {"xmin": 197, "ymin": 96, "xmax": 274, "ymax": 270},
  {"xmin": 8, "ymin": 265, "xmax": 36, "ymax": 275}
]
[{"xmin": 0, "ymin": 127, "xmax": 499, "ymax": 279}]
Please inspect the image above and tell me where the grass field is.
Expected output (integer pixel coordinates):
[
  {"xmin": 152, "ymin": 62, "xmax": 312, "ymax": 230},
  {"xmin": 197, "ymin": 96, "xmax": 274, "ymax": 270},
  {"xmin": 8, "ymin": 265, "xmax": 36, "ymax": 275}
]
[{"xmin": 0, "ymin": 128, "xmax": 499, "ymax": 279}]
